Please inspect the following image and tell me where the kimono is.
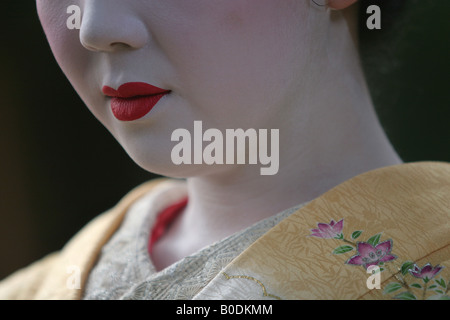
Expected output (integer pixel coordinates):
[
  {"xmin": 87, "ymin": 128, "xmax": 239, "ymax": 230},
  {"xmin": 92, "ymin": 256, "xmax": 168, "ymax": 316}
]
[{"xmin": 0, "ymin": 161, "xmax": 449, "ymax": 300}]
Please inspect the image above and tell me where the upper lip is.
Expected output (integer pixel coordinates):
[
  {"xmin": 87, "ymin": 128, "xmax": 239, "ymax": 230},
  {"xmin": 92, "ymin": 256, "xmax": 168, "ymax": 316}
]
[{"xmin": 102, "ymin": 82, "xmax": 171, "ymax": 98}]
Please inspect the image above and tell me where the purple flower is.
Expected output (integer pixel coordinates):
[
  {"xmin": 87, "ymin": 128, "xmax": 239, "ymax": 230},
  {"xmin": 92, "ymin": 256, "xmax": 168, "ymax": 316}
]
[
  {"xmin": 346, "ymin": 240, "xmax": 397, "ymax": 269},
  {"xmin": 309, "ymin": 219, "xmax": 344, "ymax": 239},
  {"xmin": 409, "ymin": 263, "xmax": 444, "ymax": 283}
]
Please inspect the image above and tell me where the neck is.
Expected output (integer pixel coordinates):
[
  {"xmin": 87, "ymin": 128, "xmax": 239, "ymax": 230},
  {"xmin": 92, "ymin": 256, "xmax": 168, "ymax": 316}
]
[
  {"xmin": 152, "ymin": 11, "xmax": 402, "ymax": 267},
  {"xmin": 183, "ymin": 112, "xmax": 401, "ymax": 242},
  {"xmin": 169, "ymin": 89, "xmax": 401, "ymax": 261}
]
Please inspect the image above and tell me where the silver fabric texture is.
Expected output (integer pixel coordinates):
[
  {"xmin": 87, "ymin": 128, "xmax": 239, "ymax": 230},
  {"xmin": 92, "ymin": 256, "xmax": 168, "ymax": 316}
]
[{"xmin": 83, "ymin": 180, "xmax": 304, "ymax": 300}]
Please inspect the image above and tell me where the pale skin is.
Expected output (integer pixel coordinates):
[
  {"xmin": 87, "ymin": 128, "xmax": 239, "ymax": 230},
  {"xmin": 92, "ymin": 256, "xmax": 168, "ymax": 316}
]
[{"xmin": 36, "ymin": 0, "xmax": 402, "ymax": 271}]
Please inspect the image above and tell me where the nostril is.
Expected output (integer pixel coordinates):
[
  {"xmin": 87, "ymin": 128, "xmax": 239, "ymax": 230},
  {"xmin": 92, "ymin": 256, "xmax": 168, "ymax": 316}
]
[
  {"xmin": 110, "ymin": 42, "xmax": 133, "ymax": 50},
  {"xmin": 78, "ymin": 2, "xmax": 149, "ymax": 53},
  {"xmin": 79, "ymin": 34, "xmax": 102, "ymax": 52},
  {"xmin": 81, "ymin": 42, "xmax": 101, "ymax": 52},
  {"xmin": 79, "ymin": 24, "xmax": 149, "ymax": 52}
]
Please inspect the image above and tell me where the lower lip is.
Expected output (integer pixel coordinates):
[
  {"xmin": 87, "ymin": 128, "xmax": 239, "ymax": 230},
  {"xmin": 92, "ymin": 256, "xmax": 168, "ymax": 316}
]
[{"xmin": 110, "ymin": 93, "xmax": 169, "ymax": 121}]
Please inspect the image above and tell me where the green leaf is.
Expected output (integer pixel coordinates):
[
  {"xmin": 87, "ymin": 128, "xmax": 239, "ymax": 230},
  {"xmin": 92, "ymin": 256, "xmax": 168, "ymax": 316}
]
[
  {"xmin": 427, "ymin": 294, "xmax": 450, "ymax": 300},
  {"xmin": 383, "ymin": 283, "xmax": 403, "ymax": 294},
  {"xmin": 332, "ymin": 245, "xmax": 354, "ymax": 255},
  {"xmin": 434, "ymin": 289, "xmax": 444, "ymax": 294},
  {"xmin": 333, "ymin": 233, "xmax": 344, "ymax": 240},
  {"xmin": 351, "ymin": 231, "xmax": 363, "ymax": 240},
  {"xmin": 367, "ymin": 233, "xmax": 382, "ymax": 246},
  {"xmin": 436, "ymin": 278, "xmax": 447, "ymax": 289},
  {"xmin": 410, "ymin": 283, "xmax": 422, "ymax": 289},
  {"xmin": 428, "ymin": 284, "xmax": 437, "ymax": 289},
  {"xmin": 393, "ymin": 291, "xmax": 417, "ymax": 300},
  {"xmin": 400, "ymin": 261, "xmax": 415, "ymax": 276}
]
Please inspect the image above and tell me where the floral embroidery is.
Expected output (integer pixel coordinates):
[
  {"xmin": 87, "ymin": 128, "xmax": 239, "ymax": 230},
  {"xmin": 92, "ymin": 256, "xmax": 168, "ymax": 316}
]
[
  {"xmin": 346, "ymin": 240, "xmax": 397, "ymax": 269},
  {"xmin": 309, "ymin": 219, "xmax": 394, "ymax": 271},
  {"xmin": 309, "ymin": 218, "xmax": 450, "ymax": 300},
  {"xmin": 409, "ymin": 263, "xmax": 444, "ymax": 282},
  {"xmin": 309, "ymin": 219, "xmax": 344, "ymax": 239},
  {"xmin": 384, "ymin": 262, "xmax": 449, "ymax": 300}
]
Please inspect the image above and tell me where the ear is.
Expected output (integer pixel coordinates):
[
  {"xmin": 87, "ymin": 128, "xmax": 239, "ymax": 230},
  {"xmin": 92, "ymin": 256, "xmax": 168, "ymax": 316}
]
[{"xmin": 328, "ymin": 0, "xmax": 358, "ymax": 10}]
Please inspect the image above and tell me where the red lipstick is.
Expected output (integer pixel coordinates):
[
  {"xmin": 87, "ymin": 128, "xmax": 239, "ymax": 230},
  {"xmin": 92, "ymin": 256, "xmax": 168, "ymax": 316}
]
[{"xmin": 103, "ymin": 82, "xmax": 171, "ymax": 121}]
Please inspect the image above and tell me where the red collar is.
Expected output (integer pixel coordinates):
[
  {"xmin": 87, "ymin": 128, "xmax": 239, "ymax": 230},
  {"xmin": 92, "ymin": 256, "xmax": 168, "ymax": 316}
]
[{"xmin": 148, "ymin": 197, "xmax": 188, "ymax": 255}]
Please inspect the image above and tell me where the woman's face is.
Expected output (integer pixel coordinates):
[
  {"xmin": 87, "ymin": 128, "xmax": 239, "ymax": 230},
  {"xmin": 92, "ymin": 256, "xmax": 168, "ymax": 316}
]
[{"xmin": 36, "ymin": 0, "xmax": 314, "ymax": 177}]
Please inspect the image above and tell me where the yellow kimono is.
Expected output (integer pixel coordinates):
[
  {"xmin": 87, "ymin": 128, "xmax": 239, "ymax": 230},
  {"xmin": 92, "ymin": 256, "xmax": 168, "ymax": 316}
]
[{"xmin": 0, "ymin": 162, "xmax": 449, "ymax": 300}]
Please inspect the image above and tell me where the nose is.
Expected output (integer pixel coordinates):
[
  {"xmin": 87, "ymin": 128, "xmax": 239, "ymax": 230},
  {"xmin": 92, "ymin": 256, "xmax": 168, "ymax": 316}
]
[{"xmin": 79, "ymin": 1, "xmax": 149, "ymax": 52}]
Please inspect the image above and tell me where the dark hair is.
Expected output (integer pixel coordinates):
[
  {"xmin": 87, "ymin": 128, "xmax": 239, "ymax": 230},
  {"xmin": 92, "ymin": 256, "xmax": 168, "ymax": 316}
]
[
  {"xmin": 358, "ymin": 0, "xmax": 406, "ymax": 40},
  {"xmin": 357, "ymin": 0, "xmax": 408, "ymax": 96},
  {"xmin": 357, "ymin": 0, "xmax": 408, "ymax": 89},
  {"xmin": 356, "ymin": 1, "xmax": 408, "ymax": 139},
  {"xmin": 356, "ymin": 0, "xmax": 450, "ymax": 163}
]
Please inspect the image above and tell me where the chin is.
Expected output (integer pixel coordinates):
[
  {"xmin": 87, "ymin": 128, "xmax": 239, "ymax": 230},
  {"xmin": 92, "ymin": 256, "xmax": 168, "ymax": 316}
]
[
  {"xmin": 124, "ymin": 150, "xmax": 192, "ymax": 179},
  {"xmin": 131, "ymin": 154, "xmax": 233, "ymax": 179},
  {"xmin": 117, "ymin": 133, "xmax": 236, "ymax": 179}
]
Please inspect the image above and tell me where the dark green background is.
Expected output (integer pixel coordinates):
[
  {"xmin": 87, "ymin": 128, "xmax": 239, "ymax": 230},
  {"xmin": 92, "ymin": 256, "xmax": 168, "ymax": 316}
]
[{"xmin": 0, "ymin": 1, "xmax": 448, "ymax": 280}]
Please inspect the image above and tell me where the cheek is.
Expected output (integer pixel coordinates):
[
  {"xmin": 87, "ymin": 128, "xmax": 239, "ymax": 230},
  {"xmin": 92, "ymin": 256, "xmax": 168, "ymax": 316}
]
[
  {"xmin": 39, "ymin": 13, "xmax": 88, "ymax": 84},
  {"xmin": 37, "ymin": 0, "xmax": 78, "ymax": 60},
  {"xmin": 38, "ymin": 1, "xmax": 105, "ymax": 119},
  {"xmin": 159, "ymin": 0, "xmax": 308, "ymax": 127}
]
